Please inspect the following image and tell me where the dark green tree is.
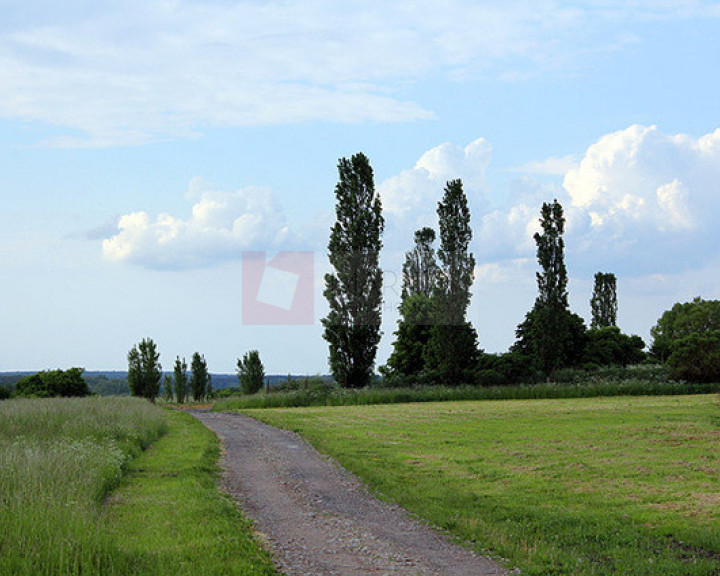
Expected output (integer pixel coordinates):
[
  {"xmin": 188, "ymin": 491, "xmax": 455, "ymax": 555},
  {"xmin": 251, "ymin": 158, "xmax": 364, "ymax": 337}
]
[
  {"xmin": 127, "ymin": 338, "xmax": 162, "ymax": 401},
  {"xmin": 322, "ymin": 152, "xmax": 384, "ymax": 388},
  {"xmin": 590, "ymin": 272, "xmax": 618, "ymax": 329},
  {"xmin": 190, "ymin": 352, "xmax": 210, "ymax": 401},
  {"xmin": 650, "ymin": 297, "xmax": 720, "ymax": 362},
  {"xmin": 424, "ymin": 179, "xmax": 480, "ymax": 385},
  {"xmin": 513, "ymin": 200, "xmax": 587, "ymax": 377},
  {"xmin": 15, "ymin": 368, "xmax": 89, "ymax": 398},
  {"xmin": 382, "ymin": 228, "xmax": 439, "ymax": 381},
  {"xmin": 173, "ymin": 356, "xmax": 189, "ymax": 404},
  {"xmin": 237, "ymin": 350, "xmax": 265, "ymax": 395},
  {"xmin": 582, "ymin": 326, "xmax": 645, "ymax": 366},
  {"xmin": 667, "ymin": 331, "xmax": 720, "ymax": 383}
]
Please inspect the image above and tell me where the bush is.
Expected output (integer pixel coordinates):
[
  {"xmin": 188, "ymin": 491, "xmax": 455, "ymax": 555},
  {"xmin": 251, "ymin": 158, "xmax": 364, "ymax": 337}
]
[
  {"xmin": 14, "ymin": 368, "xmax": 90, "ymax": 398},
  {"xmin": 0, "ymin": 386, "xmax": 10, "ymax": 400},
  {"xmin": 667, "ymin": 331, "xmax": 720, "ymax": 383}
]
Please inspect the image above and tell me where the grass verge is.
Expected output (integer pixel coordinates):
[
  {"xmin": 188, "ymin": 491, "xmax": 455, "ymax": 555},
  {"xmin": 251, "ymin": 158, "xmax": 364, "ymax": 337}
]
[
  {"xmin": 244, "ymin": 395, "xmax": 720, "ymax": 575},
  {"xmin": 103, "ymin": 409, "xmax": 278, "ymax": 575},
  {"xmin": 213, "ymin": 379, "xmax": 717, "ymax": 410}
]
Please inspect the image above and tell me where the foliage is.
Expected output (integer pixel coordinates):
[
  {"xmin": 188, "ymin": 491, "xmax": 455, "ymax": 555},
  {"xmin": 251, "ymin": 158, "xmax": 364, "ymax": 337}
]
[
  {"xmin": 667, "ymin": 330, "xmax": 720, "ymax": 383},
  {"xmin": 173, "ymin": 356, "xmax": 189, "ymax": 404},
  {"xmin": 85, "ymin": 373, "xmax": 130, "ymax": 396},
  {"xmin": 14, "ymin": 367, "xmax": 90, "ymax": 398},
  {"xmin": 650, "ymin": 297, "xmax": 720, "ymax": 361},
  {"xmin": 0, "ymin": 397, "xmax": 166, "ymax": 575},
  {"xmin": 381, "ymin": 293, "xmax": 435, "ymax": 381},
  {"xmin": 250, "ymin": 396, "xmax": 720, "ymax": 576},
  {"xmin": 425, "ymin": 179, "xmax": 481, "ymax": 384},
  {"xmin": 212, "ymin": 377, "xmax": 712, "ymax": 410},
  {"xmin": 190, "ymin": 352, "xmax": 210, "ymax": 401},
  {"xmin": 127, "ymin": 338, "xmax": 162, "ymax": 401},
  {"xmin": 237, "ymin": 350, "xmax": 265, "ymax": 395},
  {"xmin": 582, "ymin": 326, "xmax": 646, "ymax": 366},
  {"xmin": 323, "ymin": 152, "xmax": 385, "ymax": 388},
  {"xmin": 514, "ymin": 200, "xmax": 587, "ymax": 376},
  {"xmin": 400, "ymin": 227, "xmax": 438, "ymax": 301},
  {"xmin": 590, "ymin": 272, "xmax": 618, "ymax": 329},
  {"xmin": 0, "ymin": 385, "xmax": 10, "ymax": 400},
  {"xmin": 476, "ymin": 351, "xmax": 539, "ymax": 386}
]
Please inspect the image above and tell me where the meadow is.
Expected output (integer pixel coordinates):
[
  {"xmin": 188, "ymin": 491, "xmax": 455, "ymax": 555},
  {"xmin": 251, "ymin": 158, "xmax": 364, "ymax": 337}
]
[
  {"xmin": 0, "ymin": 397, "xmax": 276, "ymax": 575},
  {"xmin": 242, "ymin": 395, "xmax": 720, "ymax": 575}
]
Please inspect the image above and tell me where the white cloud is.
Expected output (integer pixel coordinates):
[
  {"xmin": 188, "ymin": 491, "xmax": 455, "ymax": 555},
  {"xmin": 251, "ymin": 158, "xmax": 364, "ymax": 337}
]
[
  {"xmin": 562, "ymin": 124, "xmax": 720, "ymax": 271},
  {"xmin": 102, "ymin": 183, "xmax": 290, "ymax": 269},
  {"xmin": 510, "ymin": 155, "xmax": 578, "ymax": 176},
  {"xmin": 378, "ymin": 138, "xmax": 492, "ymax": 233},
  {"xmin": 2, "ymin": 1, "xmax": 718, "ymax": 146}
]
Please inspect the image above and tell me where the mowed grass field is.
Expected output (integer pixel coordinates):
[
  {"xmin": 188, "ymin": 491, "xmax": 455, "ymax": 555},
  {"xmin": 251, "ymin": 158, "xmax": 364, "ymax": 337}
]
[{"xmin": 243, "ymin": 395, "xmax": 720, "ymax": 575}]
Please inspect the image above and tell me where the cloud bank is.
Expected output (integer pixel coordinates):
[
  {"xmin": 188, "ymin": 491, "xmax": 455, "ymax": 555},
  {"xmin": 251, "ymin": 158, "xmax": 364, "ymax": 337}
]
[{"xmin": 3, "ymin": 1, "xmax": 719, "ymax": 146}]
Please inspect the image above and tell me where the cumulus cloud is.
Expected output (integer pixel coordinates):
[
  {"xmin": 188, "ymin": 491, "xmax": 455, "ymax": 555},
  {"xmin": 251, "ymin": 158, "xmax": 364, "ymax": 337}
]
[
  {"xmin": 562, "ymin": 124, "xmax": 720, "ymax": 271},
  {"xmin": 2, "ymin": 1, "xmax": 718, "ymax": 146},
  {"xmin": 378, "ymin": 138, "xmax": 492, "ymax": 233},
  {"xmin": 102, "ymin": 183, "xmax": 291, "ymax": 269}
]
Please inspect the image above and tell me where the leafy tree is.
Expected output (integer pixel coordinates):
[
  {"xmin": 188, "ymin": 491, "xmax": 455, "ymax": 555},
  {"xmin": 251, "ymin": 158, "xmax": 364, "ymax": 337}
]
[
  {"xmin": 401, "ymin": 227, "xmax": 438, "ymax": 301},
  {"xmin": 162, "ymin": 374, "xmax": 174, "ymax": 402},
  {"xmin": 14, "ymin": 368, "xmax": 89, "ymax": 398},
  {"xmin": 513, "ymin": 200, "xmax": 587, "ymax": 377},
  {"xmin": 237, "ymin": 350, "xmax": 265, "ymax": 395},
  {"xmin": 322, "ymin": 152, "xmax": 384, "ymax": 388},
  {"xmin": 424, "ymin": 179, "xmax": 480, "ymax": 385},
  {"xmin": 382, "ymin": 228, "xmax": 439, "ymax": 381},
  {"xmin": 0, "ymin": 385, "xmax": 10, "ymax": 400},
  {"xmin": 582, "ymin": 327, "xmax": 645, "ymax": 367},
  {"xmin": 173, "ymin": 356, "xmax": 189, "ymax": 404},
  {"xmin": 381, "ymin": 293, "xmax": 435, "ymax": 382},
  {"xmin": 127, "ymin": 338, "xmax": 162, "ymax": 401},
  {"xmin": 190, "ymin": 352, "xmax": 210, "ymax": 401},
  {"xmin": 667, "ymin": 330, "xmax": 720, "ymax": 383},
  {"xmin": 650, "ymin": 297, "xmax": 720, "ymax": 361},
  {"xmin": 590, "ymin": 272, "xmax": 618, "ymax": 329}
]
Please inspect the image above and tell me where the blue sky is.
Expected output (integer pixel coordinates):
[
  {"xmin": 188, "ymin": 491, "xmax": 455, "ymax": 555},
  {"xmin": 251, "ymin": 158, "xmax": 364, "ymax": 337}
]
[{"xmin": 1, "ymin": 0, "xmax": 720, "ymax": 373}]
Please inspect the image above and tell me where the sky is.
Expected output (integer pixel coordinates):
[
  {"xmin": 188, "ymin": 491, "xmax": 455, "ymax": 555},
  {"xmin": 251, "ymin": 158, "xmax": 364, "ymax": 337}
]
[{"xmin": 1, "ymin": 0, "xmax": 720, "ymax": 374}]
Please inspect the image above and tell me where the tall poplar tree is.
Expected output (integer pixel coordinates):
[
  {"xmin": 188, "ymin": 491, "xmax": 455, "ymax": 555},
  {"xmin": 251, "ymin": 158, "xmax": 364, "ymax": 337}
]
[
  {"xmin": 424, "ymin": 179, "xmax": 480, "ymax": 385},
  {"xmin": 590, "ymin": 272, "xmax": 618, "ymax": 329},
  {"xmin": 173, "ymin": 356, "xmax": 188, "ymax": 404},
  {"xmin": 322, "ymin": 153, "xmax": 384, "ymax": 388},
  {"xmin": 382, "ymin": 228, "xmax": 438, "ymax": 380},
  {"xmin": 514, "ymin": 200, "xmax": 586, "ymax": 376}
]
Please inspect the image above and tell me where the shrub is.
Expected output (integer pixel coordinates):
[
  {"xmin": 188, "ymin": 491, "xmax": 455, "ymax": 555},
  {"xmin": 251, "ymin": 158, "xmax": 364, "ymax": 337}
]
[
  {"xmin": 667, "ymin": 331, "xmax": 720, "ymax": 383},
  {"xmin": 14, "ymin": 368, "xmax": 89, "ymax": 398}
]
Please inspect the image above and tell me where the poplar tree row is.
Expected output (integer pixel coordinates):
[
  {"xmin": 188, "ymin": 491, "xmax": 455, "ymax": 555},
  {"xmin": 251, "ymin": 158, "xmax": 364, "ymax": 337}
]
[{"xmin": 323, "ymin": 152, "xmax": 645, "ymax": 387}]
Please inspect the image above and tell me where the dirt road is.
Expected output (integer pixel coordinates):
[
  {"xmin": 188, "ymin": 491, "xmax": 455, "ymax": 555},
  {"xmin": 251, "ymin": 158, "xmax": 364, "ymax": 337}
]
[{"xmin": 190, "ymin": 410, "xmax": 509, "ymax": 576}]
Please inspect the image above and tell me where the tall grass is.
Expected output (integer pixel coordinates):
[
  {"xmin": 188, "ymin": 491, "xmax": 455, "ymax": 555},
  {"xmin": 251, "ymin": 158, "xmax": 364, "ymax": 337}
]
[
  {"xmin": 0, "ymin": 397, "xmax": 166, "ymax": 575},
  {"xmin": 213, "ymin": 379, "xmax": 718, "ymax": 410}
]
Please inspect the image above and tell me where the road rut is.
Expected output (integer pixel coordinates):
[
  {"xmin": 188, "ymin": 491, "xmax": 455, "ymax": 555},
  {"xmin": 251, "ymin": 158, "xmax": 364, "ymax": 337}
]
[{"xmin": 190, "ymin": 410, "xmax": 509, "ymax": 576}]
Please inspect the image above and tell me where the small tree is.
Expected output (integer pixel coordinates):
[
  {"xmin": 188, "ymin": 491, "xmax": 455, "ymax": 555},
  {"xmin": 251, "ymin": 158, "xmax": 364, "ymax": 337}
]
[
  {"xmin": 173, "ymin": 356, "xmax": 188, "ymax": 404},
  {"xmin": 190, "ymin": 352, "xmax": 210, "ymax": 401},
  {"xmin": 15, "ymin": 368, "xmax": 89, "ymax": 398},
  {"xmin": 237, "ymin": 350, "xmax": 265, "ymax": 395},
  {"xmin": 590, "ymin": 272, "xmax": 618, "ymax": 329},
  {"xmin": 651, "ymin": 297, "xmax": 720, "ymax": 361},
  {"xmin": 322, "ymin": 152, "xmax": 385, "ymax": 388},
  {"xmin": 162, "ymin": 374, "xmax": 174, "ymax": 402},
  {"xmin": 127, "ymin": 338, "xmax": 162, "ymax": 402}
]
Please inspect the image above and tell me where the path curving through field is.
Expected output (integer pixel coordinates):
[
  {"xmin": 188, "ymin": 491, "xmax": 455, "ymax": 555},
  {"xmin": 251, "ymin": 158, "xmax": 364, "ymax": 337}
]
[{"xmin": 190, "ymin": 410, "xmax": 508, "ymax": 576}]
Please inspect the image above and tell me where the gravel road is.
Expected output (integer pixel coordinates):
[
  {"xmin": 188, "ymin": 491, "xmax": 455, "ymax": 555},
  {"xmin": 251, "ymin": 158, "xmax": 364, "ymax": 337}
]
[{"xmin": 190, "ymin": 410, "xmax": 509, "ymax": 576}]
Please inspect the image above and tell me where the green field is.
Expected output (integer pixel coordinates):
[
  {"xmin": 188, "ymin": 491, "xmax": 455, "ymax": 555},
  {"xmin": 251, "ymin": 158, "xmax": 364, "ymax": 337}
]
[
  {"xmin": 242, "ymin": 395, "xmax": 720, "ymax": 575},
  {"xmin": 0, "ymin": 398, "xmax": 276, "ymax": 575}
]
